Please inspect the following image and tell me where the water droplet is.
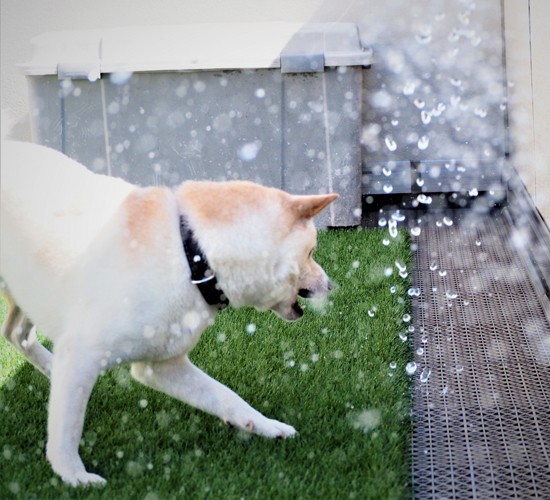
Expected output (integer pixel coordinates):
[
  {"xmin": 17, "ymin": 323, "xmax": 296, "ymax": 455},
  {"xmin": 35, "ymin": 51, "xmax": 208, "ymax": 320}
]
[
  {"xmin": 194, "ymin": 81, "xmax": 206, "ymax": 93},
  {"xmin": 399, "ymin": 332, "xmax": 408, "ymax": 342},
  {"xmin": 254, "ymin": 88, "xmax": 266, "ymax": 98},
  {"xmin": 420, "ymin": 367, "xmax": 431, "ymax": 383},
  {"xmin": 399, "ymin": 270, "xmax": 408, "ymax": 279},
  {"xmin": 456, "ymin": 364, "xmax": 464, "ymax": 373},
  {"xmin": 388, "ymin": 220, "xmax": 398, "ymax": 238},
  {"xmin": 368, "ymin": 309, "xmax": 376, "ymax": 318},
  {"xmin": 403, "ymin": 81, "xmax": 416, "ymax": 96},
  {"xmin": 378, "ymin": 217, "xmax": 387, "ymax": 227},
  {"xmin": 418, "ymin": 135, "xmax": 430, "ymax": 150},
  {"xmin": 438, "ymin": 269, "xmax": 447, "ymax": 277},
  {"xmin": 238, "ymin": 141, "xmax": 262, "ymax": 162},
  {"xmin": 389, "ymin": 361, "xmax": 397, "ymax": 370},
  {"xmin": 382, "ymin": 167, "xmax": 392, "ymax": 177},
  {"xmin": 395, "ymin": 259, "xmax": 407, "ymax": 272},
  {"xmin": 443, "ymin": 216, "xmax": 453, "ymax": 226},
  {"xmin": 410, "ymin": 227, "xmax": 422, "ymax": 237},
  {"xmin": 385, "ymin": 135, "xmax": 397, "ymax": 152},
  {"xmin": 475, "ymin": 240, "xmax": 482, "ymax": 246},
  {"xmin": 384, "ymin": 267, "xmax": 393, "ymax": 277},
  {"xmin": 383, "ymin": 184, "xmax": 394, "ymax": 194},
  {"xmin": 391, "ymin": 211, "xmax": 406, "ymax": 222},
  {"xmin": 390, "ymin": 285, "xmax": 397, "ymax": 294},
  {"xmin": 417, "ymin": 194, "xmax": 432, "ymax": 204},
  {"xmin": 246, "ymin": 323, "xmax": 257, "ymax": 334},
  {"xmin": 406, "ymin": 361, "xmax": 417, "ymax": 375},
  {"xmin": 414, "ymin": 98, "xmax": 425, "ymax": 109},
  {"xmin": 402, "ymin": 313, "xmax": 411, "ymax": 323},
  {"xmin": 451, "ymin": 95, "xmax": 461, "ymax": 106},
  {"xmin": 446, "ymin": 291, "xmax": 458, "ymax": 300},
  {"xmin": 469, "ymin": 188, "xmax": 479, "ymax": 197},
  {"xmin": 416, "ymin": 347, "xmax": 424, "ymax": 356},
  {"xmin": 474, "ymin": 107, "xmax": 487, "ymax": 118},
  {"xmin": 391, "ymin": 119, "xmax": 399, "ymax": 126},
  {"xmin": 416, "ymin": 32, "xmax": 433, "ymax": 44},
  {"xmin": 450, "ymin": 77, "xmax": 462, "ymax": 87},
  {"xmin": 382, "ymin": 238, "xmax": 390, "ymax": 246},
  {"xmin": 421, "ymin": 110, "xmax": 432, "ymax": 124}
]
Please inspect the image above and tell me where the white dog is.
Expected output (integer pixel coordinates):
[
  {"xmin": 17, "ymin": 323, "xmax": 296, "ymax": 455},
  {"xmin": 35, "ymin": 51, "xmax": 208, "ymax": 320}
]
[{"xmin": 0, "ymin": 140, "xmax": 337, "ymax": 486}]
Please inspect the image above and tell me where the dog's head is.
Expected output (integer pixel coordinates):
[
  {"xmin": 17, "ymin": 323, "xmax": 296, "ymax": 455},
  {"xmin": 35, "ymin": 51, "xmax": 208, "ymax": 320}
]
[{"xmin": 176, "ymin": 181, "xmax": 337, "ymax": 321}]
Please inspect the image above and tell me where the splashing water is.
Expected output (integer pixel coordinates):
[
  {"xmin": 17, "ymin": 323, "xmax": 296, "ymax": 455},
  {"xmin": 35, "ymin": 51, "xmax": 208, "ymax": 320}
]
[
  {"xmin": 388, "ymin": 220, "xmax": 398, "ymax": 238},
  {"xmin": 418, "ymin": 135, "xmax": 430, "ymax": 150},
  {"xmin": 238, "ymin": 141, "xmax": 261, "ymax": 162},
  {"xmin": 385, "ymin": 135, "xmax": 397, "ymax": 152},
  {"xmin": 420, "ymin": 367, "xmax": 432, "ymax": 383},
  {"xmin": 395, "ymin": 259, "xmax": 407, "ymax": 273},
  {"xmin": 421, "ymin": 110, "xmax": 432, "ymax": 125},
  {"xmin": 391, "ymin": 211, "xmax": 406, "ymax": 222},
  {"xmin": 406, "ymin": 361, "xmax": 417, "ymax": 376}
]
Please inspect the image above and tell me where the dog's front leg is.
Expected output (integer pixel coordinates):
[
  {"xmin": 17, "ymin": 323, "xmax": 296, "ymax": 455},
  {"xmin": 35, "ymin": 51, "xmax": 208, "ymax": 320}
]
[
  {"xmin": 46, "ymin": 338, "xmax": 106, "ymax": 486},
  {"xmin": 131, "ymin": 355, "xmax": 296, "ymax": 438}
]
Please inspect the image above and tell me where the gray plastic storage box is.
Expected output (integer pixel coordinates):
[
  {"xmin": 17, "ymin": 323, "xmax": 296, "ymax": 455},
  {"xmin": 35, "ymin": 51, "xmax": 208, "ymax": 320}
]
[{"xmin": 22, "ymin": 23, "xmax": 372, "ymax": 226}]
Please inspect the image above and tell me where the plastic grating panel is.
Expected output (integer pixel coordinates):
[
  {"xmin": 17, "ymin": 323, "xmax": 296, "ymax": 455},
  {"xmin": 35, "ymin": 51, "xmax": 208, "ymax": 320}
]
[{"xmin": 410, "ymin": 211, "xmax": 550, "ymax": 499}]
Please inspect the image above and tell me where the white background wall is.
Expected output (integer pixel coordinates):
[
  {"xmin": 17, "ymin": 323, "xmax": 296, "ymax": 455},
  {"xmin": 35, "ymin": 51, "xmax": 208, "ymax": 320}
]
[{"xmin": 504, "ymin": 0, "xmax": 550, "ymax": 221}]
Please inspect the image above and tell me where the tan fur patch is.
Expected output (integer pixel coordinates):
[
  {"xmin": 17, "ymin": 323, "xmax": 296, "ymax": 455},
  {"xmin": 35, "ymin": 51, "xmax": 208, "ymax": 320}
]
[
  {"xmin": 175, "ymin": 180, "xmax": 287, "ymax": 227},
  {"xmin": 122, "ymin": 187, "xmax": 174, "ymax": 253}
]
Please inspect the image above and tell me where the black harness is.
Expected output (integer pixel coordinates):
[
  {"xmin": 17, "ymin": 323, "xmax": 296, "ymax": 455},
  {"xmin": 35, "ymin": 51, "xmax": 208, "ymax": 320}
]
[{"xmin": 179, "ymin": 216, "xmax": 229, "ymax": 310}]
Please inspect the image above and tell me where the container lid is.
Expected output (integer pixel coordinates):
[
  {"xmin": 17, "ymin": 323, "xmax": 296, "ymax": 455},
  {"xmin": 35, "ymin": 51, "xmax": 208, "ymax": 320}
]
[{"xmin": 21, "ymin": 22, "xmax": 372, "ymax": 79}]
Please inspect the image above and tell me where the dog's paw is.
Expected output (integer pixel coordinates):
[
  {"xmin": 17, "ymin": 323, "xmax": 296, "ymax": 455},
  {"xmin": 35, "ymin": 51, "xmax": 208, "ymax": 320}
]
[
  {"xmin": 254, "ymin": 418, "xmax": 297, "ymax": 439},
  {"xmin": 226, "ymin": 414, "xmax": 297, "ymax": 439},
  {"xmin": 61, "ymin": 471, "xmax": 107, "ymax": 487}
]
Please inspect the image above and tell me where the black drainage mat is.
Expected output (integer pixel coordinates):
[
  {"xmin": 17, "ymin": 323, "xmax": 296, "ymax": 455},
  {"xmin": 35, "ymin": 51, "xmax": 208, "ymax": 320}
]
[{"xmin": 410, "ymin": 211, "xmax": 550, "ymax": 498}]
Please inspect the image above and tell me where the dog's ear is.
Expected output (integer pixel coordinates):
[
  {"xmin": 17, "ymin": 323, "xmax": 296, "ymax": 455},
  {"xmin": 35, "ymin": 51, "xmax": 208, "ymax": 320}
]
[{"xmin": 289, "ymin": 193, "xmax": 339, "ymax": 220}]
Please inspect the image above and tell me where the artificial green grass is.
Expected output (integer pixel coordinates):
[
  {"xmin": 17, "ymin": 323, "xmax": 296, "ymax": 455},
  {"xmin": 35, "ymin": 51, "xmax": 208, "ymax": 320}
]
[{"xmin": 0, "ymin": 228, "xmax": 412, "ymax": 499}]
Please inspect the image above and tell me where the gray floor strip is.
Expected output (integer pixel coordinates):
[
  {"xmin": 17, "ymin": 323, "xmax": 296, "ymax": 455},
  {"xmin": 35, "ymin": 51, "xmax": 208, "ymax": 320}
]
[{"xmin": 410, "ymin": 210, "xmax": 550, "ymax": 498}]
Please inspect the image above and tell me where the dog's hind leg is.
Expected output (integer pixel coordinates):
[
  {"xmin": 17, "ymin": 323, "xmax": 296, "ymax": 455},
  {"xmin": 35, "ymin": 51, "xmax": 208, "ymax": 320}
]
[
  {"xmin": 1, "ymin": 294, "xmax": 52, "ymax": 378},
  {"xmin": 131, "ymin": 355, "xmax": 296, "ymax": 439}
]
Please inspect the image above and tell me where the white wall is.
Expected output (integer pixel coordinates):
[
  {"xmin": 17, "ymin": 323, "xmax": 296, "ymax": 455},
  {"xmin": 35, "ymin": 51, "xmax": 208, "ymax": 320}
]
[{"xmin": 504, "ymin": 0, "xmax": 550, "ymax": 222}]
